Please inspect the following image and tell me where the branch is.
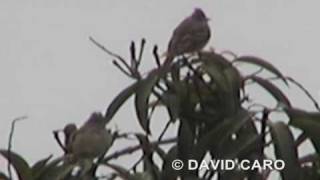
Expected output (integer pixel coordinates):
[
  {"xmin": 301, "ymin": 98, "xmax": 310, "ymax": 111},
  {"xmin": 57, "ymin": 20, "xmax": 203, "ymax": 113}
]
[
  {"xmin": 7, "ymin": 116, "xmax": 27, "ymax": 179},
  {"xmin": 102, "ymin": 137, "xmax": 176, "ymax": 162}
]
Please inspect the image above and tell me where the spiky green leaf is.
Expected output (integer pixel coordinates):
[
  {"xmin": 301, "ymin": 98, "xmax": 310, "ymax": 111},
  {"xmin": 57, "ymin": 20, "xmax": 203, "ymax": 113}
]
[
  {"xmin": 249, "ymin": 76, "xmax": 291, "ymax": 108},
  {"xmin": 135, "ymin": 71, "xmax": 160, "ymax": 134},
  {"xmin": 106, "ymin": 81, "xmax": 139, "ymax": 121},
  {"xmin": 286, "ymin": 108, "xmax": 320, "ymax": 153},
  {"xmin": 269, "ymin": 121, "xmax": 301, "ymax": 180},
  {"xmin": 0, "ymin": 150, "xmax": 33, "ymax": 180},
  {"xmin": 234, "ymin": 56, "xmax": 288, "ymax": 85}
]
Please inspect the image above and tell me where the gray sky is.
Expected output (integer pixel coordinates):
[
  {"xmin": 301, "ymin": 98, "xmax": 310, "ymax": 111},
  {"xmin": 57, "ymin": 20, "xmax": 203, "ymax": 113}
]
[{"xmin": 1, "ymin": 0, "xmax": 320, "ymax": 174}]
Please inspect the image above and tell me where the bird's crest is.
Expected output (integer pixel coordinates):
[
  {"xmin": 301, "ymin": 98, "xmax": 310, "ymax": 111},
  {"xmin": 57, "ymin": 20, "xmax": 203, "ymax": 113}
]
[{"xmin": 192, "ymin": 8, "xmax": 209, "ymax": 21}]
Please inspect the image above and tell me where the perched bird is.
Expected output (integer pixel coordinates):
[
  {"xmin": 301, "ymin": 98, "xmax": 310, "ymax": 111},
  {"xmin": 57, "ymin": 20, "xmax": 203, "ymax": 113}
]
[
  {"xmin": 53, "ymin": 123, "xmax": 77, "ymax": 155},
  {"xmin": 70, "ymin": 112, "xmax": 113, "ymax": 160},
  {"xmin": 164, "ymin": 8, "xmax": 211, "ymax": 66},
  {"xmin": 52, "ymin": 113, "xmax": 113, "ymax": 178}
]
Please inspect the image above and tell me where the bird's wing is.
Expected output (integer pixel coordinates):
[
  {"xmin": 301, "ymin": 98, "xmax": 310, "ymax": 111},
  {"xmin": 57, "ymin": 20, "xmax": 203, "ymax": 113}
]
[{"xmin": 169, "ymin": 21, "xmax": 210, "ymax": 55}]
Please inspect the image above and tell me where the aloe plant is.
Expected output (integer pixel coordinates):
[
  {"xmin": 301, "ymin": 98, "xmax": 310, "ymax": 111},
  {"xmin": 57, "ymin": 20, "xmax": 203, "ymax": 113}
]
[{"xmin": 1, "ymin": 38, "xmax": 319, "ymax": 180}]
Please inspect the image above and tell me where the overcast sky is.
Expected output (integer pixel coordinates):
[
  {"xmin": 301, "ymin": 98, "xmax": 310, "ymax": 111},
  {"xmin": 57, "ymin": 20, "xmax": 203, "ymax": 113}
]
[{"xmin": 1, "ymin": 0, "xmax": 320, "ymax": 175}]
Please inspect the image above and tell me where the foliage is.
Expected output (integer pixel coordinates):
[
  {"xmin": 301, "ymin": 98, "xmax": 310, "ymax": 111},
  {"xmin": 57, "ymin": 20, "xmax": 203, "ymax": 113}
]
[{"xmin": 1, "ymin": 38, "xmax": 320, "ymax": 180}]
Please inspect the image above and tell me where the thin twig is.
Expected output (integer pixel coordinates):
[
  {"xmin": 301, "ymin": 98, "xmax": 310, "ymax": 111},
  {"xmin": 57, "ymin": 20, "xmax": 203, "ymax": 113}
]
[
  {"xmin": 137, "ymin": 38, "xmax": 146, "ymax": 67},
  {"xmin": 7, "ymin": 116, "xmax": 27, "ymax": 179},
  {"xmin": 131, "ymin": 156, "xmax": 144, "ymax": 172},
  {"xmin": 158, "ymin": 121, "xmax": 171, "ymax": 141},
  {"xmin": 294, "ymin": 132, "xmax": 307, "ymax": 148},
  {"xmin": 129, "ymin": 41, "xmax": 142, "ymax": 79},
  {"xmin": 287, "ymin": 77, "xmax": 320, "ymax": 111},
  {"xmin": 153, "ymin": 45, "xmax": 161, "ymax": 68},
  {"xmin": 102, "ymin": 137, "xmax": 177, "ymax": 162},
  {"xmin": 249, "ymin": 67, "xmax": 264, "ymax": 77},
  {"xmin": 89, "ymin": 36, "xmax": 133, "ymax": 75},
  {"xmin": 112, "ymin": 60, "xmax": 133, "ymax": 78},
  {"xmin": 130, "ymin": 41, "xmax": 137, "ymax": 69},
  {"xmin": 154, "ymin": 83, "xmax": 167, "ymax": 93}
]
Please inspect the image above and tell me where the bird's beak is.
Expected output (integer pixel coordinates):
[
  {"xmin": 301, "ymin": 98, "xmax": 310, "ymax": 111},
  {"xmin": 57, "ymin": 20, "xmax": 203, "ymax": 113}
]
[{"xmin": 206, "ymin": 17, "xmax": 210, "ymax": 21}]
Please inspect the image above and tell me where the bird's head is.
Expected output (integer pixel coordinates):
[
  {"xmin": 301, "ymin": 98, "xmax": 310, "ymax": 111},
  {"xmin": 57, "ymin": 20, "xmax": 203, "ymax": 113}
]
[
  {"xmin": 192, "ymin": 8, "xmax": 210, "ymax": 22},
  {"xmin": 63, "ymin": 123, "xmax": 77, "ymax": 137},
  {"xmin": 86, "ymin": 112, "xmax": 106, "ymax": 126}
]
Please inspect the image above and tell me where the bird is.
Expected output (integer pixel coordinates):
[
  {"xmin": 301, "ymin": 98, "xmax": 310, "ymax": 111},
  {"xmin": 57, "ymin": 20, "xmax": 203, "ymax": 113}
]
[
  {"xmin": 62, "ymin": 112, "xmax": 113, "ymax": 177},
  {"xmin": 70, "ymin": 112, "xmax": 113, "ymax": 160},
  {"xmin": 53, "ymin": 123, "xmax": 77, "ymax": 155},
  {"xmin": 163, "ymin": 8, "xmax": 211, "ymax": 67},
  {"xmin": 51, "ymin": 113, "xmax": 113, "ymax": 179}
]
